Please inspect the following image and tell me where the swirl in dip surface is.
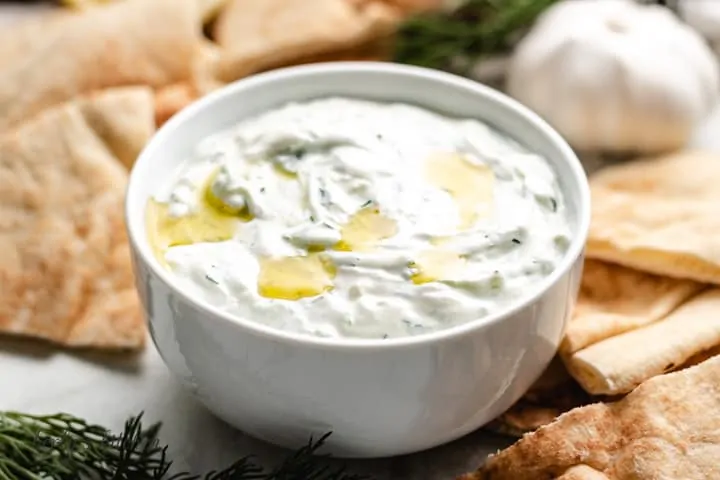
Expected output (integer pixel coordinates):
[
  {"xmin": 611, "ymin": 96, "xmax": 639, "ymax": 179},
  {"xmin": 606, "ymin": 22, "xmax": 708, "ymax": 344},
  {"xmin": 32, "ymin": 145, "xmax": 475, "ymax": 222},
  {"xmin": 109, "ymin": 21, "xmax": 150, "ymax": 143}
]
[{"xmin": 147, "ymin": 98, "xmax": 571, "ymax": 340}]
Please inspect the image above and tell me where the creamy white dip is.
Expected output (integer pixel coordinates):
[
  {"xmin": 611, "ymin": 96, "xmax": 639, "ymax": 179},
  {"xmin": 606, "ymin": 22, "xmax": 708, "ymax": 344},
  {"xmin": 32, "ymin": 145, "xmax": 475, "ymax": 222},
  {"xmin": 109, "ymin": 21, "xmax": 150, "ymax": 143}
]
[{"xmin": 148, "ymin": 97, "xmax": 571, "ymax": 340}]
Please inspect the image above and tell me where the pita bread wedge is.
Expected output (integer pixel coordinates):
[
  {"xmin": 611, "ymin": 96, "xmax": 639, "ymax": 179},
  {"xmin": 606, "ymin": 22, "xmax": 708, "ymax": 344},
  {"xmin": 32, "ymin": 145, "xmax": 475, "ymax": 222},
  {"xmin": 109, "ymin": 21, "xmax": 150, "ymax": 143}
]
[
  {"xmin": 0, "ymin": 90, "xmax": 147, "ymax": 350},
  {"xmin": 556, "ymin": 465, "xmax": 611, "ymax": 480},
  {"xmin": 154, "ymin": 83, "xmax": 199, "ymax": 127},
  {"xmin": 590, "ymin": 150, "xmax": 720, "ymax": 198},
  {"xmin": 489, "ymin": 344, "xmax": 720, "ymax": 437},
  {"xmin": 61, "ymin": 0, "xmax": 227, "ymax": 23},
  {"xmin": 0, "ymin": 0, "xmax": 201, "ymax": 131},
  {"xmin": 196, "ymin": 0, "xmax": 232, "ymax": 22},
  {"xmin": 461, "ymin": 355, "xmax": 720, "ymax": 480},
  {"xmin": 565, "ymin": 289, "xmax": 720, "ymax": 395},
  {"xmin": 76, "ymin": 87, "xmax": 156, "ymax": 169},
  {"xmin": 0, "ymin": 10, "xmax": 71, "ymax": 68},
  {"xmin": 587, "ymin": 151, "xmax": 720, "ymax": 284},
  {"xmin": 587, "ymin": 188, "xmax": 720, "ymax": 284},
  {"xmin": 562, "ymin": 259, "xmax": 703, "ymax": 354},
  {"xmin": 211, "ymin": 0, "xmax": 400, "ymax": 82}
]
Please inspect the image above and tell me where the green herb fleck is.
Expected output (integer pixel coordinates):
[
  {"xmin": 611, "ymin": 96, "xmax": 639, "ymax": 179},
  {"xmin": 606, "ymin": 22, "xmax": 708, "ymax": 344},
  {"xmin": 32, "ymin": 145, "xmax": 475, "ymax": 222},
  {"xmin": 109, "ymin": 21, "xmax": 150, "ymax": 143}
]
[{"xmin": 393, "ymin": 0, "xmax": 560, "ymax": 73}]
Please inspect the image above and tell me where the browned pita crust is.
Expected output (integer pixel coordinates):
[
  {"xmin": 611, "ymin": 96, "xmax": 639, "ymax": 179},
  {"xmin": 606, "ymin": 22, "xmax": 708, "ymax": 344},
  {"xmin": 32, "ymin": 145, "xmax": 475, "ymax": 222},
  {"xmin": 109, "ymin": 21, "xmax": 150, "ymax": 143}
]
[
  {"xmin": 0, "ymin": 10, "xmax": 71, "ymax": 68},
  {"xmin": 77, "ymin": 87, "xmax": 156, "ymax": 169},
  {"xmin": 61, "ymin": 0, "xmax": 227, "ymax": 23},
  {"xmin": 196, "ymin": 0, "xmax": 231, "ymax": 22},
  {"xmin": 154, "ymin": 83, "xmax": 199, "ymax": 127},
  {"xmin": 281, "ymin": 37, "xmax": 396, "ymax": 64},
  {"xmin": 565, "ymin": 288, "xmax": 720, "ymax": 395},
  {"xmin": 562, "ymin": 259, "xmax": 703, "ymax": 355},
  {"xmin": 586, "ymin": 151, "xmax": 720, "ymax": 284},
  {"xmin": 556, "ymin": 465, "xmax": 610, "ymax": 480},
  {"xmin": 211, "ymin": 0, "xmax": 400, "ymax": 82},
  {"xmin": 463, "ymin": 355, "xmax": 720, "ymax": 480},
  {"xmin": 587, "ymin": 188, "xmax": 720, "ymax": 284},
  {"xmin": 589, "ymin": 150, "xmax": 720, "ymax": 199},
  {"xmin": 0, "ymin": 90, "xmax": 147, "ymax": 350},
  {"xmin": 0, "ymin": 0, "xmax": 201, "ymax": 131}
]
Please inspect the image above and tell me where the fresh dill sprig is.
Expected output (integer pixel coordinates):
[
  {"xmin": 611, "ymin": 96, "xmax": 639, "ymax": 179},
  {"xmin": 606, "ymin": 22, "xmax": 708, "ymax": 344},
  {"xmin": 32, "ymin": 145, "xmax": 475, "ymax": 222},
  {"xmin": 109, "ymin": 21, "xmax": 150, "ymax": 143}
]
[
  {"xmin": 393, "ymin": 0, "xmax": 680, "ymax": 73},
  {"xmin": 0, "ymin": 411, "xmax": 374, "ymax": 480},
  {"xmin": 393, "ymin": 0, "xmax": 560, "ymax": 73}
]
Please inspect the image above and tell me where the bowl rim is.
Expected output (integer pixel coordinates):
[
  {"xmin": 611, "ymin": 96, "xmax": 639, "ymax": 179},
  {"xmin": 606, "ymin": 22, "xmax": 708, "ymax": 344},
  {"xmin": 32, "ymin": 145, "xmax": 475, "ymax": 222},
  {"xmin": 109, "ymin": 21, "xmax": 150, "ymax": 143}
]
[{"xmin": 125, "ymin": 61, "xmax": 591, "ymax": 351}]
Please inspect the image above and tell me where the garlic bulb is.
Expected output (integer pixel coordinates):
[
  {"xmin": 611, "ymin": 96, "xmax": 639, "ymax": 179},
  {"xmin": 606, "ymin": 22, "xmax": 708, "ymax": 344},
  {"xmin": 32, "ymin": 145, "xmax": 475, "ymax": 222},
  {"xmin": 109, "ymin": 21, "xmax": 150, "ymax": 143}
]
[
  {"xmin": 507, "ymin": 0, "xmax": 720, "ymax": 154},
  {"xmin": 678, "ymin": 0, "xmax": 720, "ymax": 52}
]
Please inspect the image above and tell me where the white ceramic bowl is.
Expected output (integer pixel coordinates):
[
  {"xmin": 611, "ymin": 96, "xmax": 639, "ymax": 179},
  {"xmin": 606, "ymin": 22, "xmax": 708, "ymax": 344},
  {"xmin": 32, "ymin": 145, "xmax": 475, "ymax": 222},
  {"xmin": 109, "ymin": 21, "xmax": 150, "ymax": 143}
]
[{"xmin": 125, "ymin": 62, "xmax": 591, "ymax": 458}]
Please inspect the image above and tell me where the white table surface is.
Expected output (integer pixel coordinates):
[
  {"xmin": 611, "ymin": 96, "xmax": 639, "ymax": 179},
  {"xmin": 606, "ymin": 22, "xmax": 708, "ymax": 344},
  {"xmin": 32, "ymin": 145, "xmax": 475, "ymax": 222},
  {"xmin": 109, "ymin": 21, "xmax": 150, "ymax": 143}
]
[{"xmin": 2, "ymin": 4, "xmax": 719, "ymax": 478}]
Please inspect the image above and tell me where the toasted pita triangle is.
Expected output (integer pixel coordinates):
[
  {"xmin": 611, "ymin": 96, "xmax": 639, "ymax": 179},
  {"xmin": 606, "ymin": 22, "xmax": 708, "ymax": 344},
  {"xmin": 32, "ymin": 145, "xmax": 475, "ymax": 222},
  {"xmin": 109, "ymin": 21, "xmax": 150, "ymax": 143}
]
[
  {"xmin": 488, "ymin": 344, "xmax": 720, "ymax": 438},
  {"xmin": 556, "ymin": 465, "xmax": 610, "ymax": 480},
  {"xmin": 565, "ymin": 288, "xmax": 720, "ymax": 395},
  {"xmin": 0, "ymin": 0, "xmax": 201, "ymax": 131},
  {"xmin": 562, "ymin": 260, "xmax": 703, "ymax": 355},
  {"xmin": 76, "ymin": 87, "xmax": 156, "ymax": 169},
  {"xmin": 211, "ymin": 0, "xmax": 399, "ymax": 82},
  {"xmin": 586, "ymin": 151, "xmax": 720, "ymax": 284},
  {"xmin": 590, "ymin": 150, "xmax": 720, "ymax": 199},
  {"xmin": 0, "ymin": 89, "xmax": 150, "ymax": 349},
  {"xmin": 60, "ymin": 0, "xmax": 227, "ymax": 23},
  {"xmin": 463, "ymin": 355, "xmax": 720, "ymax": 480},
  {"xmin": 587, "ymin": 188, "xmax": 720, "ymax": 284}
]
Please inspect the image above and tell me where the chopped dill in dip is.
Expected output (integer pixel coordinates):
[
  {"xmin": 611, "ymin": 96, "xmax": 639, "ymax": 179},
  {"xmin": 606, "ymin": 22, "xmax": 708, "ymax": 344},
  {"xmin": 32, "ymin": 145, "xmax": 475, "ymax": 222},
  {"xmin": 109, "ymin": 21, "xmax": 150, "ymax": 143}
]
[{"xmin": 147, "ymin": 98, "xmax": 571, "ymax": 340}]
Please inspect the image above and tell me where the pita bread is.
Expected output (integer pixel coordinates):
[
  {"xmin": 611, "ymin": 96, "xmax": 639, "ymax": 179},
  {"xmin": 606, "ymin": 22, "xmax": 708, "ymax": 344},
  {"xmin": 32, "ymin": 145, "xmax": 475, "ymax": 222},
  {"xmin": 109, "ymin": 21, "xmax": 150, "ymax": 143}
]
[
  {"xmin": 0, "ymin": 90, "xmax": 146, "ymax": 350},
  {"xmin": 565, "ymin": 289, "xmax": 720, "ymax": 395},
  {"xmin": 586, "ymin": 151, "xmax": 720, "ymax": 284},
  {"xmin": 0, "ymin": 0, "xmax": 201, "ymax": 131},
  {"xmin": 587, "ymin": 188, "xmax": 720, "ymax": 284},
  {"xmin": 488, "ymin": 344, "xmax": 720, "ymax": 438},
  {"xmin": 590, "ymin": 150, "xmax": 720, "ymax": 198},
  {"xmin": 0, "ymin": 10, "xmax": 71, "ymax": 68},
  {"xmin": 76, "ymin": 87, "xmax": 156, "ymax": 169},
  {"xmin": 562, "ymin": 259, "xmax": 703, "ymax": 354},
  {"xmin": 280, "ymin": 37, "xmax": 396, "ymax": 64},
  {"xmin": 196, "ymin": 0, "xmax": 231, "ymax": 22},
  {"xmin": 556, "ymin": 465, "xmax": 610, "ymax": 480},
  {"xmin": 462, "ymin": 355, "xmax": 720, "ymax": 480},
  {"xmin": 61, "ymin": 0, "xmax": 226, "ymax": 23},
  {"xmin": 154, "ymin": 83, "xmax": 199, "ymax": 127},
  {"xmin": 211, "ymin": 0, "xmax": 399, "ymax": 82}
]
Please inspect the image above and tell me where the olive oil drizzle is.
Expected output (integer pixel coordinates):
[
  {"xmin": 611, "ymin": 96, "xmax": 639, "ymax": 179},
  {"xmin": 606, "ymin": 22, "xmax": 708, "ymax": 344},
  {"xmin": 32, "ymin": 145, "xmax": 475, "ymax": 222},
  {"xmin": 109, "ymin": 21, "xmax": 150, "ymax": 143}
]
[
  {"xmin": 409, "ymin": 249, "xmax": 467, "ymax": 285},
  {"xmin": 145, "ymin": 172, "xmax": 249, "ymax": 265},
  {"xmin": 425, "ymin": 152, "xmax": 494, "ymax": 230},
  {"xmin": 148, "ymin": 152, "xmax": 490, "ymax": 301},
  {"xmin": 334, "ymin": 203, "xmax": 398, "ymax": 252}
]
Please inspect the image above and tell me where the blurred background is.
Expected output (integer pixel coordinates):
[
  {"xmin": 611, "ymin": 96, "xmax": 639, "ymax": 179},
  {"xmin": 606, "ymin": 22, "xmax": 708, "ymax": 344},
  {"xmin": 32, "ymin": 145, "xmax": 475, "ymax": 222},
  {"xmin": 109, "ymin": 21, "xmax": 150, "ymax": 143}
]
[{"xmin": 3, "ymin": 0, "xmax": 720, "ymax": 163}]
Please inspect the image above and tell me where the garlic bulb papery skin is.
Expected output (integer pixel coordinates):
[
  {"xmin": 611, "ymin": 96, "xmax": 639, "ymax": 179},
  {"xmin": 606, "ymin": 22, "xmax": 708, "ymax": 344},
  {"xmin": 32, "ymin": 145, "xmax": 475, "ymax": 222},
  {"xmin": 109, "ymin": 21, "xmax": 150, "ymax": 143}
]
[
  {"xmin": 679, "ymin": 0, "xmax": 720, "ymax": 53},
  {"xmin": 507, "ymin": 0, "xmax": 720, "ymax": 154}
]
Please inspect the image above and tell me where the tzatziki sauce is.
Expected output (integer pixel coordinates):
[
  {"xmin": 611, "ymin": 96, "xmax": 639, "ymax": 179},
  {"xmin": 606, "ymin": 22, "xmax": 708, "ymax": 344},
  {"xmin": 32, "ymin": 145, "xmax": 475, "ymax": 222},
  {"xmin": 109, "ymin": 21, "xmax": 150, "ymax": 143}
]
[{"xmin": 147, "ymin": 97, "xmax": 572, "ymax": 340}]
